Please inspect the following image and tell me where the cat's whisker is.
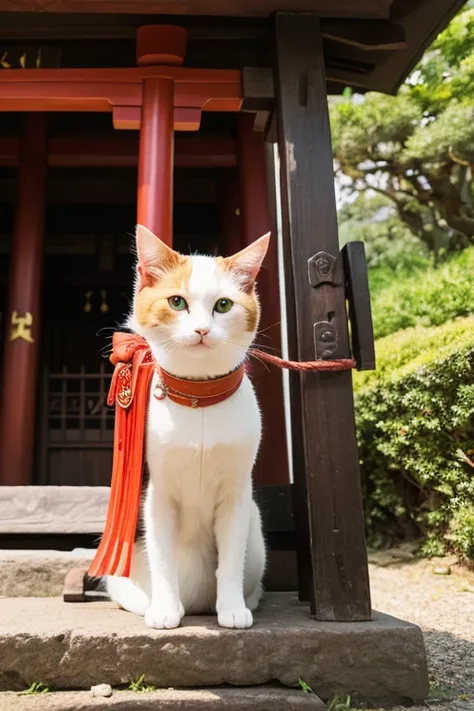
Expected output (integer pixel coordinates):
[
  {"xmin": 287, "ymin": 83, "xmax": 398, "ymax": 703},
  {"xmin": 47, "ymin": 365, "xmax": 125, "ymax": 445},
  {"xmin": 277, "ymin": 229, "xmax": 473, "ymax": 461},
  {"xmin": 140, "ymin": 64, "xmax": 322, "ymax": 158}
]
[
  {"xmin": 245, "ymin": 350, "xmax": 272, "ymax": 374},
  {"xmin": 249, "ymin": 343, "xmax": 280, "ymax": 355},
  {"xmin": 256, "ymin": 320, "xmax": 282, "ymax": 335}
]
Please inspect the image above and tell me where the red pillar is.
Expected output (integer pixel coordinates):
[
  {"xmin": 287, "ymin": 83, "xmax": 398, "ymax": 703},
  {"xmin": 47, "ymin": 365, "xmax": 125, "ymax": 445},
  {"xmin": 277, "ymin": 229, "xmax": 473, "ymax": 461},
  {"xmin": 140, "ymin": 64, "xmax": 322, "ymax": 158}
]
[
  {"xmin": 137, "ymin": 77, "xmax": 174, "ymax": 244},
  {"xmin": 136, "ymin": 26, "xmax": 186, "ymax": 245},
  {"xmin": 0, "ymin": 113, "xmax": 48, "ymax": 485},
  {"xmin": 237, "ymin": 113, "xmax": 289, "ymax": 486}
]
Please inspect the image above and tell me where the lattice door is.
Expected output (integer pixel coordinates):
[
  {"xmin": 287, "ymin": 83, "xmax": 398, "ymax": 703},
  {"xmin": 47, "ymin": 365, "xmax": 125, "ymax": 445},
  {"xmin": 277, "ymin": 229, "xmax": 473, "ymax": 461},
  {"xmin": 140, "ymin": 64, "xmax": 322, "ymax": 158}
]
[{"xmin": 38, "ymin": 363, "xmax": 114, "ymax": 486}]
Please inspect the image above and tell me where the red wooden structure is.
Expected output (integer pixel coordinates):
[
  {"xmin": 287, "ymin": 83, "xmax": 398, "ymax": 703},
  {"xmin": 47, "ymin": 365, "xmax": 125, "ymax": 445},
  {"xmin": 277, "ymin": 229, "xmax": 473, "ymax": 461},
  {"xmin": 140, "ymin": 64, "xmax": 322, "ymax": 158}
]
[{"xmin": 0, "ymin": 0, "xmax": 462, "ymax": 623}]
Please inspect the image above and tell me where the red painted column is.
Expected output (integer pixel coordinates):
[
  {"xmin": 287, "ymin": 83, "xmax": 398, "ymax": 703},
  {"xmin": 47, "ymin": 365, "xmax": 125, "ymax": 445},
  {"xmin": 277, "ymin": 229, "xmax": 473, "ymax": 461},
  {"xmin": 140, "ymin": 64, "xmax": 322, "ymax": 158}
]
[
  {"xmin": 0, "ymin": 113, "xmax": 48, "ymax": 485},
  {"xmin": 237, "ymin": 114, "xmax": 289, "ymax": 485},
  {"xmin": 137, "ymin": 77, "xmax": 174, "ymax": 244}
]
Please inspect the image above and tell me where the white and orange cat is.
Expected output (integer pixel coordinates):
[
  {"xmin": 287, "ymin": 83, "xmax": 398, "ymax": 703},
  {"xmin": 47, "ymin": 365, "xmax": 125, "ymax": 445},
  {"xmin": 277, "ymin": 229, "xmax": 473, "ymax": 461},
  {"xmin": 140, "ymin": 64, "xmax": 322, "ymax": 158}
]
[{"xmin": 106, "ymin": 225, "xmax": 269, "ymax": 630}]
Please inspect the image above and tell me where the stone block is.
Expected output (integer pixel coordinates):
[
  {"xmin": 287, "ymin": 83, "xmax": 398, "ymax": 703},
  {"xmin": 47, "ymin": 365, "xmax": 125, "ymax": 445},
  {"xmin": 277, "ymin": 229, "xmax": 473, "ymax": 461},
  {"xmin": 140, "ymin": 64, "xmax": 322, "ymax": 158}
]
[{"xmin": 0, "ymin": 593, "xmax": 429, "ymax": 705}]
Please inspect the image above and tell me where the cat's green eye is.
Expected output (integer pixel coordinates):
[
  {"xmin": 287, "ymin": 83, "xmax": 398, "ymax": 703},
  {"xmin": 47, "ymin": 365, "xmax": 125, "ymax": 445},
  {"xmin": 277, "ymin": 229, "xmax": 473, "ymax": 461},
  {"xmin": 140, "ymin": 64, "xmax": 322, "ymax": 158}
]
[
  {"xmin": 168, "ymin": 295, "xmax": 188, "ymax": 311},
  {"xmin": 214, "ymin": 298, "xmax": 233, "ymax": 314}
]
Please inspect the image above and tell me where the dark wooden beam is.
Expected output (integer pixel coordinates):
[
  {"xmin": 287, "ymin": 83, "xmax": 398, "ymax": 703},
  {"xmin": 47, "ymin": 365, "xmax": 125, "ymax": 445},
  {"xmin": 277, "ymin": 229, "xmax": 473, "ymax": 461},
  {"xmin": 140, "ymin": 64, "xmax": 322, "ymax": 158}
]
[
  {"xmin": 324, "ymin": 66, "xmax": 375, "ymax": 88},
  {"xmin": 322, "ymin": 19, "xmax": 407, "ymax": 51},
  {"xmin": 0, "ymin": 1, "xmax": 393, "ymax": 18},
  {"xmin": 0, "ymin": 15, "xmax": 403, "ymax": 45},
  {"xmin": 0, "ymin": 136, "xmax": 237, "ymax": 169},
  {"xmin": 342, "ymin": 241, "xmax": 376, "ymax": 372},
  {"xmin": 0, "ymin": 173, "xmax": 217, "ymax": 205},
  {"xmin": 242, "ymin": 62, "xmax": 377, "ymax": 107},
  {"xmin": 242, "ymin": 67, "xmax": 274, "ymax": 111},
  {"xmin": 274, "ymin": 12, "xmax": 371, "ymax": 622},
  {"xmin": 0, "ymin": 16, "xmax": 270, "ymax": 41}
]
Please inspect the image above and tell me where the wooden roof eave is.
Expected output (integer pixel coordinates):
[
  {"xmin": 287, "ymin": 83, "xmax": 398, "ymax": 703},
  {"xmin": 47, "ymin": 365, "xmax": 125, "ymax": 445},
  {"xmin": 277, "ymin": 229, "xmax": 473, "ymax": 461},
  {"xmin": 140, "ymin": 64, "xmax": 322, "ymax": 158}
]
[{"xmin": 355, "ymin": 0, "xmax": 467, "ymax": 95}]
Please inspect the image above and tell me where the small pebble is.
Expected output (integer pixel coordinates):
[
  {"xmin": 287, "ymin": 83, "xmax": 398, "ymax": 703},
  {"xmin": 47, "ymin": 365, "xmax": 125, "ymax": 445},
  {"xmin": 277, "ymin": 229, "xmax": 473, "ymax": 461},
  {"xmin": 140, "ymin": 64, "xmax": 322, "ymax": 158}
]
[
  {"xmin": 90, "ymin": 684, "xmax": 113, "ymax": 698},
  {"xmin": 433, "ymin": 566, "xmax": 451, "ymax": 576}
]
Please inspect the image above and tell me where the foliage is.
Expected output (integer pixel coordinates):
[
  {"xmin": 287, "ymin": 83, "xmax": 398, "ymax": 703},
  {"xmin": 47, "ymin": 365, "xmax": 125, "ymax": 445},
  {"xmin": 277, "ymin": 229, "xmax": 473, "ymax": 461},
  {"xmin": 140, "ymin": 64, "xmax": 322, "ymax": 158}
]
[
  {"xmin": 298, "ymin": 679, "xmax": 313, "ymax": 694},
  {"xmin": 447, "ymin": 504, "xmax": 474, "ymax": 562},
  {"xmin": 17, "ymin": 682, "xmax": 50, "ymax": 696},
  {"xmin": 370, "ymin": 246, "xmax": 474, "ymax": 338},
  {"xmin": 354, "ymin": 317, "xmax": 474, "ymax": 558},
  {"xmin": 327, "ymin": 695, "xmax": 353, "ymax": 711},
  {"xmin": 128, "ymin": 675, "xmax": 156, "ymax": 693},
  {"xmin": 331, "ymin": 6, "xmax": 474, "ymax": 255},
  {"xmin": 338, "ymin": 193, "xmax": 431, "ymax": 295}
]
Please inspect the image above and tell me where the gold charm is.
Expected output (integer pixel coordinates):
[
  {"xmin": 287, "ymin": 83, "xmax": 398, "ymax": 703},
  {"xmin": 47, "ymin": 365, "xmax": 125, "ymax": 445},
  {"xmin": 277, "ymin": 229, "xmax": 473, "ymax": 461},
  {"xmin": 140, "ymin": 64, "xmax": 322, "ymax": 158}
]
[
  {"xmin": 10, "ymin": 311, "xmax": 34, "ymax": 343},
  {"xmin": 116, "ymin": 363, "xmax": 133, "ymax": 409}
]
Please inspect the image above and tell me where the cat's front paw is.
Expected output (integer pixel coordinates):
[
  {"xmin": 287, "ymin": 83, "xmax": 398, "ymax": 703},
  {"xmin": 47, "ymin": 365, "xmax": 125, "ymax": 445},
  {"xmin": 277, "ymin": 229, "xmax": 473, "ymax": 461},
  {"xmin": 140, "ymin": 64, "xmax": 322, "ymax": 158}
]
[
  {"xmin": 145, "ymin": 602, "xmax": 184, "ymax": 630},
  {"xmin": 217, "ymin": 607, "xmax": 253, "ymax": 629}
]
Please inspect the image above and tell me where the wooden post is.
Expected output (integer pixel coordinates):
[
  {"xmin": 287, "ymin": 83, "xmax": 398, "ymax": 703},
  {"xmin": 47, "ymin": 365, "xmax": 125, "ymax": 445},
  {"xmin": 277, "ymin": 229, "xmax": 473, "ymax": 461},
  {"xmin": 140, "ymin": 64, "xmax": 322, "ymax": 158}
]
[
  {"xmin": 0, "ymin": 113, "xmax": 48, "ymax": 485},
  {"xmin": 274, "ymin": 13, "xmax": 372, "ymax": 621},
  {"xmin": 237, "ymin": 113, "xmax": 288, "ymax": 486},
  {"xmin": 137, "ymin": 77, "xmax": 174, "ymax": 244},
  {"xmin": 265, "ymin": 141, "xmax": 313, "ymax": 603}
]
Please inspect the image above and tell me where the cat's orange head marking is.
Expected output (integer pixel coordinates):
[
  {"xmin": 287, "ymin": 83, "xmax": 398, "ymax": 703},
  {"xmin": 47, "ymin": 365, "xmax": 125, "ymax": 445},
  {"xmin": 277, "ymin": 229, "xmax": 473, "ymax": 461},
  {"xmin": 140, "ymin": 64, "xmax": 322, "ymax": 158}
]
[{"xmin": 134, "ymin": 225, "xmax": 270, "ymax": 333}]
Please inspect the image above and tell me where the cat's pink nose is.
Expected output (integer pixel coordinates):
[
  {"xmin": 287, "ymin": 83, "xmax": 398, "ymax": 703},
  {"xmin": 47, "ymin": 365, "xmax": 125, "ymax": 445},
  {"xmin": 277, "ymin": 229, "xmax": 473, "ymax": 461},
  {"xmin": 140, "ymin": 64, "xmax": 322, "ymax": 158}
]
[{"xmin": 195, "ymin": 328, "xmax": 210, "ymax": 337}]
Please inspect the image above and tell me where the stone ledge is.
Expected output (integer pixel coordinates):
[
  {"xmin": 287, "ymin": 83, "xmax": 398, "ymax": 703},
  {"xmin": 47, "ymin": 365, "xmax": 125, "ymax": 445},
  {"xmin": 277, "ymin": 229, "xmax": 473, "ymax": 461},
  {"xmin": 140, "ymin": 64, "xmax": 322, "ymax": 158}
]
[
  {"xmin": 0, "ymin": 593, "xmax": 429, "ymax": 705},
  {"xmin": 0, "ymin": 549, "xmax": 95, "ymax": 597},
  {"xmin": 0, "ymin": 486, "xmax": 109, "ymax": 534},
  {"xmin": 0, "ymin": 686, "xmax": 326, "ymax": 711}
]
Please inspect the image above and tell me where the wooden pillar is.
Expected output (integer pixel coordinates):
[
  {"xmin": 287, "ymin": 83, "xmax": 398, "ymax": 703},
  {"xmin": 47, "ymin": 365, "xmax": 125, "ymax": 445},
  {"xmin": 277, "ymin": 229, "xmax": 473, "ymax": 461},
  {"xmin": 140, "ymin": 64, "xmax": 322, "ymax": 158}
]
[
  {"xmin": 137, "ymin": 77, "xmax": 174, "ymax": 244},
  {"xmin": 274, "ymin": 13, "xmax": 371, "ymax": 621},
  {"xmin": 237, "ymin": 113, "xmax": 288, "ymax": 486},
  {"xmin": 0, "ymin": 113, "xmax": 48, "ymax": 485},
  {"xmin": 135, "ymin": 26, "xmax": 187, "ymax": 244}
]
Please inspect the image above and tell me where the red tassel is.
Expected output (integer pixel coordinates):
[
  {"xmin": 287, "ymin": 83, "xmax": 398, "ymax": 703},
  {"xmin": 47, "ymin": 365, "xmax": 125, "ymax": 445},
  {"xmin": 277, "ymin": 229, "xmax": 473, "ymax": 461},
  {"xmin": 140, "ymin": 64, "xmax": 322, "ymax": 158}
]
[{"xmin": 89, "ymin": 338, "xmax": 153, "ymax": 578}]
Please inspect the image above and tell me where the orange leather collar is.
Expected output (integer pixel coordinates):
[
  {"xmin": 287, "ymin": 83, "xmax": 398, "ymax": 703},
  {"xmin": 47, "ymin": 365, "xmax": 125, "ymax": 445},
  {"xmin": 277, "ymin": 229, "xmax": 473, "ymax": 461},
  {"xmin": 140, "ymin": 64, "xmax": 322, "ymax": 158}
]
[
  {"xmin": 155, "ymin": 365, "xmax": 244, "ymax": 408},
  {"xmin": 109, "ymin": 331, "xmax": 244, "ymax": 410}
]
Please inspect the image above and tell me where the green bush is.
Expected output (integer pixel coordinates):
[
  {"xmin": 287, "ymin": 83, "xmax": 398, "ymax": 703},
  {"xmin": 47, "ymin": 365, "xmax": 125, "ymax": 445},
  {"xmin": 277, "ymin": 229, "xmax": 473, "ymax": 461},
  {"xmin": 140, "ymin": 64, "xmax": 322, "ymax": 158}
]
[
  {"xmin": 354, "ymin": 317, "xmax": 474, "ymax": 559},
  {"xmin": 370, "ymin": 247, "xmax": 474, "ymax": 339},
  {"xmin": 448, "ymin": 505, "xmax": 474, "ymax": 561}
]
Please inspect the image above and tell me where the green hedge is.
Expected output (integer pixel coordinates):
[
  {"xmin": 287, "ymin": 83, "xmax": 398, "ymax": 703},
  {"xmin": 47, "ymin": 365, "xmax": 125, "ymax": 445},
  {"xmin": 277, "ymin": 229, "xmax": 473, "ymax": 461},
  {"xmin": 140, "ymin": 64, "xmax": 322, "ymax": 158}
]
[
  {"xmin": 354, "ymin": 317, "xmax": 474, "ymax": 560},
  {"xmin": 370, "ymin": 247, "xmax": 474, "ymax": 339}
]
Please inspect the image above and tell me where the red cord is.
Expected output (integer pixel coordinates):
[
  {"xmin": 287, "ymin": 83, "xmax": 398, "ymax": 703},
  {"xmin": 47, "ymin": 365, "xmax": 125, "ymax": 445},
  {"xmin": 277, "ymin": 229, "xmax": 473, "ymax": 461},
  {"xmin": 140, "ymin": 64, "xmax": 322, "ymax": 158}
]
[{"xmin": 250, "ymin": 348, "xmax": 356, "ymax": 372}]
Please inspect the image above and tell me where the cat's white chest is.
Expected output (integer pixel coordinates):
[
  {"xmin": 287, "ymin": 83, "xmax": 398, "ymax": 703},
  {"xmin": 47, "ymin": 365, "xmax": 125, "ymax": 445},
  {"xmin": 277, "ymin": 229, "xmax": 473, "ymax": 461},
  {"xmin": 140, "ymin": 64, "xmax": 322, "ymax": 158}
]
[{"xmin": 146, "ymin": 373, "xmax": 261, "ymax": 501}]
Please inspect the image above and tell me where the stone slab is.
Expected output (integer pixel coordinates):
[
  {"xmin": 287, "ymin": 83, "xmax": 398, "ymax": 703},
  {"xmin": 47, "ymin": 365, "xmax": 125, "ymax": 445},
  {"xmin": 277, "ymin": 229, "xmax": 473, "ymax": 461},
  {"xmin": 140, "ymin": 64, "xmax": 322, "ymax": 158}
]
[
  {"xmin": 0, "ymin": 486, "xmax": 110, "ymax": 534},
  {"xmin": 0, "ymin": 686, "xmax": 326, "ymax": 710},
  {"xmin": 0, "ymin": 550, "xmax": 95, "ymax": 597},
  {"xmin": 0, "ymin": 593, "xmax": 429, "ymax": 705}
]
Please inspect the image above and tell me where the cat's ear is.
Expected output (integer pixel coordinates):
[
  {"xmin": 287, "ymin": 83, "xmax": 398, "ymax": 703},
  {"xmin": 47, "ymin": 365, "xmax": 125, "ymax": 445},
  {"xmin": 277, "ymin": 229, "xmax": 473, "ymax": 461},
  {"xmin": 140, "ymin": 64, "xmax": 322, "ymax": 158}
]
[
  {"xmin": 135, "ymin": 224, "xmax": 181, "ymax": 289},
  {"xmin": 224, "ymin": 233, "xmax": 270, "ymax": 293}
]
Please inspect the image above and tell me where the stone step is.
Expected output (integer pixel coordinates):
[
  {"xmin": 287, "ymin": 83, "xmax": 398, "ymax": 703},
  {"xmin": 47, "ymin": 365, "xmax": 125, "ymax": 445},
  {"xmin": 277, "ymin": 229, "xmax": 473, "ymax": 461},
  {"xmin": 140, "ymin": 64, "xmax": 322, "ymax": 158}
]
[
  {"xmin": 0, "ymin": 686, "xmax": 326, "ymax": 710},
  {"xmin": 0, "ymin": 593, "xmax": 429, "ymax": 706},
  {"xmin": 0, "ymin": 549, "xmax": 95, "ymax": 597}
]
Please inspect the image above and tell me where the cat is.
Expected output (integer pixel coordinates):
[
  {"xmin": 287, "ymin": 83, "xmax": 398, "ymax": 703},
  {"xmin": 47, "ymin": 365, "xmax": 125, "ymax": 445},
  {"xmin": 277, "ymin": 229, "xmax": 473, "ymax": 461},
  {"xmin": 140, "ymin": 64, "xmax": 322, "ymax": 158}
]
[{"xmin": 106, "ymin": 224, "xmax": 269, "ymax": 630}]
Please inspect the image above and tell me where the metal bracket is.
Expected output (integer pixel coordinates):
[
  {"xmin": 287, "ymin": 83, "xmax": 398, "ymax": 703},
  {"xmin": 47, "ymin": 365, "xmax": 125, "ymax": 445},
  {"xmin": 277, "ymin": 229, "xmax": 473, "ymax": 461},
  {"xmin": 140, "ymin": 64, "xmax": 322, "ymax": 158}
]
[
  {"xmin": 313, "ymin": 321, "xmax": 338, "ymax": 360},
  {"xmin": 307, "ymin": 251, "xmax": 343, "ymax": 288}
]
